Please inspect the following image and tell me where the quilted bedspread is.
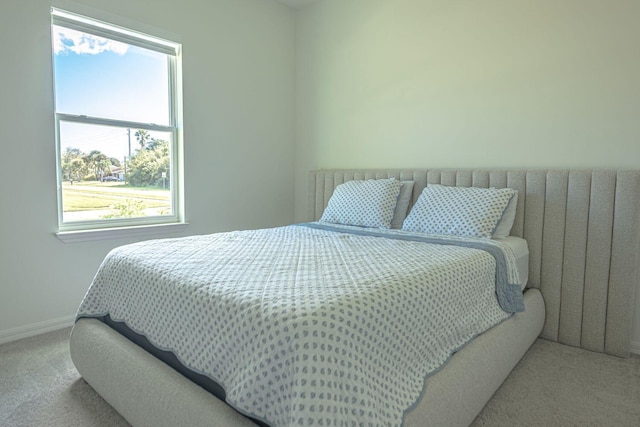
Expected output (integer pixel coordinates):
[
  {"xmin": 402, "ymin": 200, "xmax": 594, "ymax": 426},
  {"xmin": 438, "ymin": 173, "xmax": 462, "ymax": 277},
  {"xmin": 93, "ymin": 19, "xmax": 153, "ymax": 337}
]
[{"xmin": 76, "ymin": 223, "xmax": 523, "ymax": 426}]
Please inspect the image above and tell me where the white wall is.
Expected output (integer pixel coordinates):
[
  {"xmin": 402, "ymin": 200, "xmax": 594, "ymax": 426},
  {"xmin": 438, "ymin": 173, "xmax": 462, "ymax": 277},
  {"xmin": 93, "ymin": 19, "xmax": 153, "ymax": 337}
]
[
  {"xmin": 0, "ymin": 0, "xmax": 295, "ymax": 341},
  {"xmin": 294, "ymin": 0, "xmax": 640, "ymax": 351}
]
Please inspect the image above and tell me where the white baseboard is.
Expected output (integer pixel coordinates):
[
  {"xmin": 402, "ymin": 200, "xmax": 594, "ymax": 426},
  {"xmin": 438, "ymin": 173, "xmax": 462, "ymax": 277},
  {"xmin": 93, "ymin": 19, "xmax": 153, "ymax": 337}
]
[
  {"xmin": 631, "ymin": 341, "xmax": 640, "ymax": 356},
  {"xmin": 0, "ymin": 315, "xmax": 75, "ymax": 345}
]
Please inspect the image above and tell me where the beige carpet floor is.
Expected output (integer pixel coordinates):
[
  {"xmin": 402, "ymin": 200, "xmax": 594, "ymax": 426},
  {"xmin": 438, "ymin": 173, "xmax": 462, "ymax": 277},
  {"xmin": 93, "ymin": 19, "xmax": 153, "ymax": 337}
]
[
  {"xmin": 471, "ymin": 339, "xmax": 640, "ymax": 426},
  {"xmin": 1, "ymin": 327, "xmax": 639, "ymax": 426}
]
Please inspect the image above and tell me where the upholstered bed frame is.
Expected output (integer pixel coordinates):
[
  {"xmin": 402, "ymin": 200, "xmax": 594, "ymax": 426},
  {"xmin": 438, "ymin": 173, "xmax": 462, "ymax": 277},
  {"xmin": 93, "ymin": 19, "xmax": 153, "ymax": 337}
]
[{"xmin": 70, "ymin": 168, "xmax": 640, "ymax": 427}]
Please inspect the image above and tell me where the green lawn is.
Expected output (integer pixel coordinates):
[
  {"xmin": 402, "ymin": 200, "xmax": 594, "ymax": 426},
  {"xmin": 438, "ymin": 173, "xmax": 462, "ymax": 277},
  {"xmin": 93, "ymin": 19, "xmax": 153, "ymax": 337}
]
[{"xmin": 62, "ymin": 181, "xmax": 170, "ymax": 212}]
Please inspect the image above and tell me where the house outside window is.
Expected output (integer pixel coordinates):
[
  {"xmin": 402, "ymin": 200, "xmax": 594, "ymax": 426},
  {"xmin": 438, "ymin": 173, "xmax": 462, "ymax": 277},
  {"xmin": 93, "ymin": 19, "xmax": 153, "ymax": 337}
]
[{"xmin": 51, "ymin": 8, "xmax": 184, "ymax": 235}]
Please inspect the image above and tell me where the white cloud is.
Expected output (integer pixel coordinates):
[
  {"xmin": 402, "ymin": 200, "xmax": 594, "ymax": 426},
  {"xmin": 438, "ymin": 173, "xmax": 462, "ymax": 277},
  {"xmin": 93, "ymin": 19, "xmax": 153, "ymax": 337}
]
[{"xmin": 53, "ymin": 26, "xmax": 128, "ymax": 55}]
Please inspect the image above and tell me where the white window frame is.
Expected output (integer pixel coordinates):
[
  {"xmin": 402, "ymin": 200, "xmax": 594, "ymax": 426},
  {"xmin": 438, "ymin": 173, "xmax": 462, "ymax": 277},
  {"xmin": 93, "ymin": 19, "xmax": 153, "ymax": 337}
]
[{"xmin": 51, "ymin": 8, "xmax": 185, "ymax": 239}]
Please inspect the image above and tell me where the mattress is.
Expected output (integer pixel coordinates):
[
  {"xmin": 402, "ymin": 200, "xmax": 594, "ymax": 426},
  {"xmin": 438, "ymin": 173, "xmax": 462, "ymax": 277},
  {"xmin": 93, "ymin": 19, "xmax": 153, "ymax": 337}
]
[{"xmin": 75, "ymin": 223, "xmax": 525, "ymax": 426}]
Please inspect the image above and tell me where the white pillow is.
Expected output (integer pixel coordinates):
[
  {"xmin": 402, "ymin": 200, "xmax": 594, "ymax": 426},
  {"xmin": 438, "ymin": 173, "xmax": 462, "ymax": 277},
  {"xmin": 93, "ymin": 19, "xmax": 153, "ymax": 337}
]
[
  {"xmin": 320, "ymin": 178, "xmax": 402, "ymax": 228},
  {"xmin": 390, "ymin": 181, "xmax": 415, "ymax": 229},
  {"xmin": 492, "ymin": 190, "xmax": 518, "ymax": 238},
  {"xmin": 402, "ymin": 184, "xmax": 516, "ymax": 238}
]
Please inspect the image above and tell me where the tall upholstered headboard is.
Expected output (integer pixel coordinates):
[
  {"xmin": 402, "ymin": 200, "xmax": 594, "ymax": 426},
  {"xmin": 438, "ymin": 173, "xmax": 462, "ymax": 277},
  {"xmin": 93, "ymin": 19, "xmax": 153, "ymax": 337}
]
[{"xmin": 308, "ymin": 169, "xmax": 640, "ymax": 357}]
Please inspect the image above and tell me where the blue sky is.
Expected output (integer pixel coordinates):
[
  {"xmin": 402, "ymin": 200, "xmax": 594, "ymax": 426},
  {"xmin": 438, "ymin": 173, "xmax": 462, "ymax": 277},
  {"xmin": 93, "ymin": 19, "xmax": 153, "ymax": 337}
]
[{"xmin": 53, "ymin": 25, "xmax": 170, "ymax": 160}]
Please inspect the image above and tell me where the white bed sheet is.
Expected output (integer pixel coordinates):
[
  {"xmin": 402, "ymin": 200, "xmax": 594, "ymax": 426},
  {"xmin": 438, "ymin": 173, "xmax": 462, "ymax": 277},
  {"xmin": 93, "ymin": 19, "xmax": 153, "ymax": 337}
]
[{"xmin": 495, "ymin": 236, "xmax": 529, "ymax": 290}]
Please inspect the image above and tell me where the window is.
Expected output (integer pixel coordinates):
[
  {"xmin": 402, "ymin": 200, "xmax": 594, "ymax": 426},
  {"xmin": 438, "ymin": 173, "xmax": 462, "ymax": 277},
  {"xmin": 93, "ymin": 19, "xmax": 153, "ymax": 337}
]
[{"xmin": 51, "ymin": 8, "xmax": 183, "ymax": 234}]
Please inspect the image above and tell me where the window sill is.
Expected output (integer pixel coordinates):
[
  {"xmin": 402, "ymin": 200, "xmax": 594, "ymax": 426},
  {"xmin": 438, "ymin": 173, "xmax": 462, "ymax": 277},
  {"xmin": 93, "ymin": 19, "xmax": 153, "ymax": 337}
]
[{"xmin": 56, "ymin": 222, "xmax": 189, "ymax": 243}]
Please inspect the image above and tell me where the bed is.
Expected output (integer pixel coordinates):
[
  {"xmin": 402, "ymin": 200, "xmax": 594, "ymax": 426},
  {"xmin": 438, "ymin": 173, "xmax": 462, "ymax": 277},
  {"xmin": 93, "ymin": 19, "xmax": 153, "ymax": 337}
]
[{"xmin": 69, "ymin": 168, "xmax": 640, "ymax": 426}]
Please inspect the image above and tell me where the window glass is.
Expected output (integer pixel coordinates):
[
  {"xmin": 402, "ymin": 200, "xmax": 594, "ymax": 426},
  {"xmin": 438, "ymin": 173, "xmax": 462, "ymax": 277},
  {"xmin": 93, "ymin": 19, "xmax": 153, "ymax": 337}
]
[
  {"xmin": 59, "ymin": 122, "xmax": 172, "ymax": 223},
  {"xmin": 52, "ymin": 8, "xmax": 182, "ymax": 232},
  {"xmin": 53, "ymin": 25, "xmax": 170, "ymax": 125}
]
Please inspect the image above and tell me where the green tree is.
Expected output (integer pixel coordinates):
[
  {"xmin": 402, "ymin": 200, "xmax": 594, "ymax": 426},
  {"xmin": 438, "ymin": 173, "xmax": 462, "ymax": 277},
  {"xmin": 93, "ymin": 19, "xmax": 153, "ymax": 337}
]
[
  {"xmin": 61, "ymin": 147, "xmax": 86, "ymax": 182},
  {"xmin": 85, "ymin": 150, "xmax": 111, "ymax": 181},
  {"xmin": 134, "ymin": 129, "xmax": 151, "ymax": 149},
  {"xmin": 127, "ymin": 139, "xmax": 170, "ymax": 187},
  {"xmin": 61, "ymin": 147, "xmax": 120, "ymax": 182},
  {"xmin": 69, "ymin": 158, "xmax": 86, "ymax": 182}
]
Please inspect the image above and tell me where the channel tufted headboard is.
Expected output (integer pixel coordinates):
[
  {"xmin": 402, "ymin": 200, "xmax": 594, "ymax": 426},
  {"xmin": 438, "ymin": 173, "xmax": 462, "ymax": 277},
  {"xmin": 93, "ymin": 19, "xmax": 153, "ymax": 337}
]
[{"xmin": 308, "ymin": 169, "xmax": 640, "ymax": 357}]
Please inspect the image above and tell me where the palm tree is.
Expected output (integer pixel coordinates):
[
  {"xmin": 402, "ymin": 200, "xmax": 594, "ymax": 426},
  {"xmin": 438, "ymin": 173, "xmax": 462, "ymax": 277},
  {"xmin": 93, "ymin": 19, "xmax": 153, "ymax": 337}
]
[
  {"xmin": 86, "ymin": 150, "xmax": 110, "ymax": 181},
  {"xmin": 134, "ymin": 129, "xmax": 151, "ymax": 149}
]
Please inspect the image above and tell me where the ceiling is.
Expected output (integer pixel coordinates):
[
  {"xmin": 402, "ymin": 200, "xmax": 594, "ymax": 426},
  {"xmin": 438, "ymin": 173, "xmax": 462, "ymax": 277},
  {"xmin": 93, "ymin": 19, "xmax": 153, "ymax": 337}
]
[{"xmin": 275, "ymin": 0, "xmax": 320, "ymax": 9}]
